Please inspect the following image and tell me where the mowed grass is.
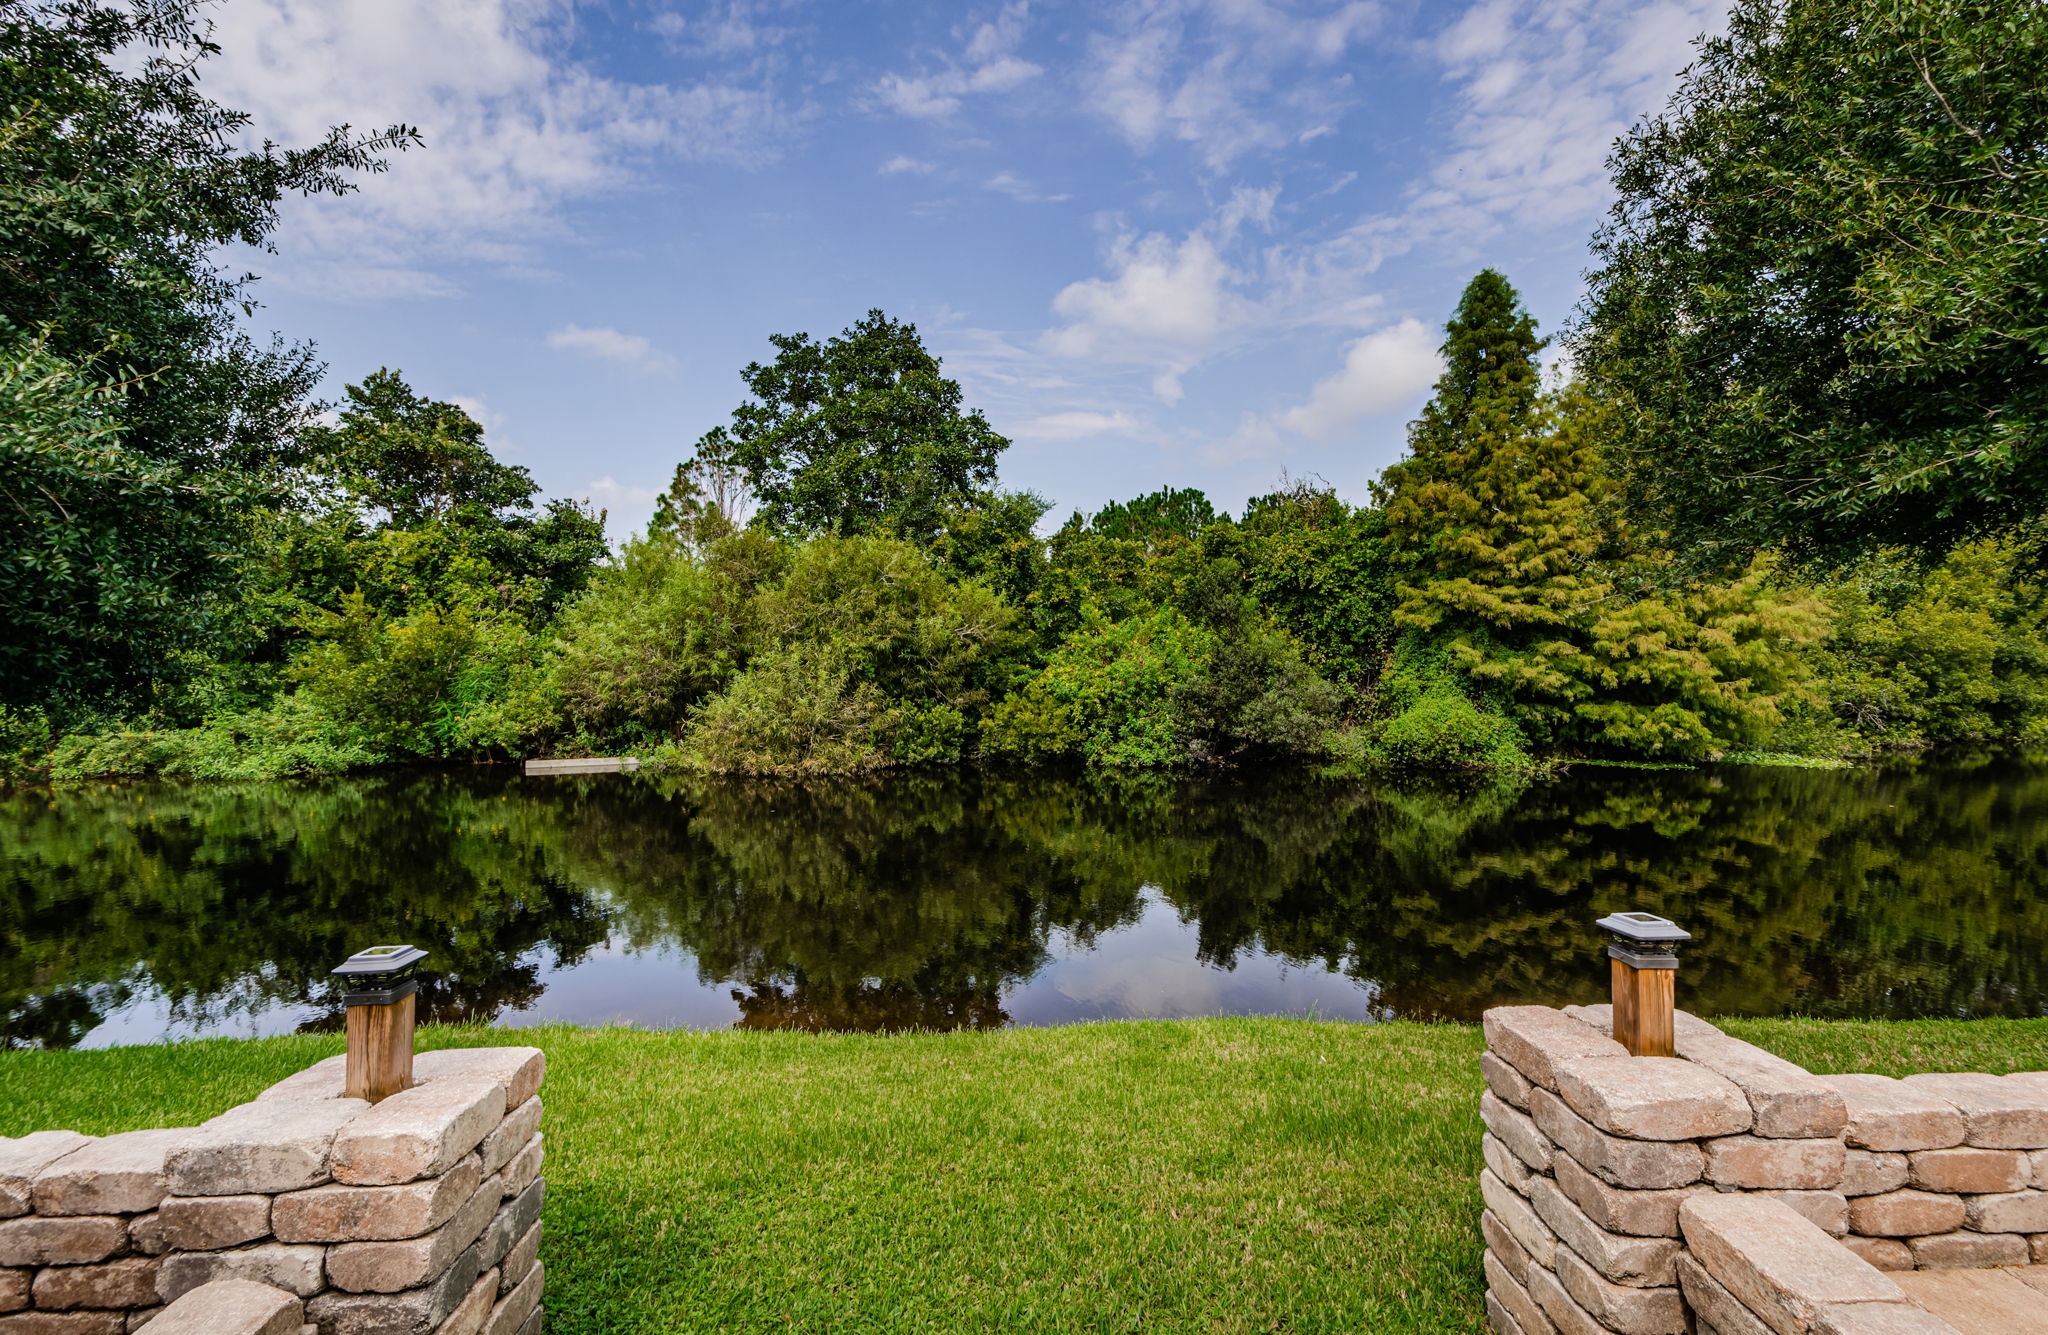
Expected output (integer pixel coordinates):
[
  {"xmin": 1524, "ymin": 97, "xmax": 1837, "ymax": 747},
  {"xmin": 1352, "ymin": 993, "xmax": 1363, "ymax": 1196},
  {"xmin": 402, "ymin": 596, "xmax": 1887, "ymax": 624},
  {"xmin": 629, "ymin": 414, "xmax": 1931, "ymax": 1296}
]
[{"xmin": 2, "ymin": 1016, "xmax": 2041, "ymax": 1334}]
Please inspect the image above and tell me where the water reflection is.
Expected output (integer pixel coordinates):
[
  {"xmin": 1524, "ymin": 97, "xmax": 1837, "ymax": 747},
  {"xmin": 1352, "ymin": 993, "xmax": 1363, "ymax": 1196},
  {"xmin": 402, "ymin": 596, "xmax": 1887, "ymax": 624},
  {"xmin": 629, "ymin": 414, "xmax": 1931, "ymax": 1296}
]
[{"xmin": 2, "ymin": 755, "xmax": 2044, "ymax": 1047}]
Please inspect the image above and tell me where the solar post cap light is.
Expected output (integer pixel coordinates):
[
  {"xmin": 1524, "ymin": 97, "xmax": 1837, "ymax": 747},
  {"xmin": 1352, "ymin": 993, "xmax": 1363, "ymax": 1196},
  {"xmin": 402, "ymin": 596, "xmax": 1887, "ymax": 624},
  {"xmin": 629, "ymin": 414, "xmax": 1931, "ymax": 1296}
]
[
  {"xmin": 332, "ymin": 944, "xmax": 428, "ymax": 1103},
  {"xmin": 1595, "ymin": 913, "xmax": 1689, "ymax": 1058}
]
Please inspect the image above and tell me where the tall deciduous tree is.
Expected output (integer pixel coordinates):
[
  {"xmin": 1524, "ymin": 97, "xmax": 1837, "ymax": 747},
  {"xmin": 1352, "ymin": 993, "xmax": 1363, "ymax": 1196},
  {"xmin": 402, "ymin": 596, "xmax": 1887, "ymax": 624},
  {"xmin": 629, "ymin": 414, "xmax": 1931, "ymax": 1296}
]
[
  {"xmin": 708, "ymin": 310, "xmax": 1009, "ymax": 543},
  {"xmin": 1579, "ymin": 0, "xmax": 2048, "ymax": 562}
]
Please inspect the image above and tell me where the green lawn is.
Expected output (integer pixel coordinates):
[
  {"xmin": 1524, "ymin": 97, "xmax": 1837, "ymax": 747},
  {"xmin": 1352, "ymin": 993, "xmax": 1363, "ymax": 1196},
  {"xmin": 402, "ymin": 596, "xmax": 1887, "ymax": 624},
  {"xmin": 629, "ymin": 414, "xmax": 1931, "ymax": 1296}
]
[{"xmin": 2, "ymin": 1017, "xmax": 2042, "ymax": 1334}]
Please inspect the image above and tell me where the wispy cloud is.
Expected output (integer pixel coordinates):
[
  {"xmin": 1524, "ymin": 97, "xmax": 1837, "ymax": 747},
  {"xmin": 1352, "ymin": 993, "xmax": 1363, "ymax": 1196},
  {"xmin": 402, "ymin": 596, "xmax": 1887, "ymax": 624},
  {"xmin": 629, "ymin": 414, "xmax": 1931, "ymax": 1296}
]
[
  {"xmin": 984, "ymin": 171, "xmax": 1071, "ymax": 203},
  {"xmin": 547, "ymin": 324, "xmax": 677, "ymax": 372},
  {"xmin": 873, "ymin": 2, "xmax": 1043, "ymax": 118},
  {"xmin": 880, "ymin": 154, "xmax": 937, "ymax": 175}
]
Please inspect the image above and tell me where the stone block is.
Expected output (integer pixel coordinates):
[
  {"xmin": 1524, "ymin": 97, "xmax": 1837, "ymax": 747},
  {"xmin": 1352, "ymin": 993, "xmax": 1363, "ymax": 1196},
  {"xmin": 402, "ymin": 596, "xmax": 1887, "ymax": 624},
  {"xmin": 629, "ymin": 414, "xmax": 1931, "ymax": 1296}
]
[
  {"xmin": 434, "ymin": 1268, "xmax": 499, "ymax": 1335},
  {"xmin": 304, "ymin": 1249, "xmax": 481, "ymax": 1335},
  {"xmin": 32, "ymin": 1257, "xmax": 160, "ymax": 1310},
  {"xmin": 1483, "ymin": 1053, "xmax": 1534, "ymax": 1113},
  {"xmin": 1552, "ymin": 1056, "xmax": 1751, "ymax": 1142},
  {"xmin": 1898, "ymin": 1073, "xmax": 2048, "ymax": 1149},
  {"xmin": 469, "ymin": 1182, "xmax": 542, "ymax": 1278},
  {"xmin": 0, "ymin": 1216, "xmax": 127, "ymax": 1267},
  {"xmin": 1679, "ymin": 1194, "xmax": 1903, "ymax": 1333},
  {"xmin": 1526, "ymin": 1262, "xmax": 1603, "ymax": 1335},
  {"xmin": 1839, "ymin": 1236, "xmax": 1912, "ymax": 1271},
  {"xmin": 1674, "ymin": 1255, "xmax": 1773, "ymax": 1335},
  {"xmin": 1485, "ymin": 1291, "xmax": 1526, "ymax": 1335},
  {"xmin": 255, "ymin": 1056, "xmax": 347, "ymax": 1104},
  {"xmin": 167, "ymin": 1100, "xmax": 367, "ymax": 1196},
  {"xmin": 2033, "ymin": 1147, "xmax": 2048, "ymax": 1184},
  {"xmin": 158, "ymin": 1195, "xmax": 271, "ymax": 1252},
  {"xmin": 1550, "ymin": 1155, "xmax": 1699, "ymax": 1238},
  {"xmin": 1704, "ymin": 1136, "xmax": 1845, "ymax": 1191},
  {"xmin": 1531, "ymin": 1090, "xmax": 1703, "ymax": 1191},
  {"xmin": 33, "ymin": 1131, "xmax": 185, "ymax": 1217},
  {"xmin": 1762, "ymin": 1191, "xmax": 1848, "ymax": 1237},
  {"xmin": 488, "ymin": 1138, "xmax": 540, "ymax": 1204},
  {"xmin": 1555, "ymin": 1246, "xmax": 1684, "ymax": 1335},
  {"xmin": 497, "ymin": 1223, "xmax": 538, "ymax": 1297},
  {"xmin": 1482, "ymin": 1170, "xmax": 1556, "ymax": 1271},
  {"xmin": 1485, "ymin": 1135, "xmax": 1540, "ymax": 1196},
  {"xmin": 1481, "ymin": 1094, "xmax": 1553, "ymax": 1176},
  {"xmin": 1904, "ymin": 1229, "xmax": 2027, "ymax": 1269},
  {"xmin": 481, "ymin": 1260, "xmax": 539, "ymax": 1335},
  {"xmin": 1907, "ymin": 1147, "xmax": 2028, "ymax": 1195},
  {"xmin": 1485, "ymin": 1008, "xmax": 1627, "ymax": 1093},
  {"xmin": 1818, "ymin": 1077, "xmax": 1965, "ymax": 1153},
  {"xmin": 1812, "ymin": 1304, "xmax": 1968, "ymax": 1335},
  {"xmin": 1481, "ymin": 1210, "xmax": 1532, "ymax": 1285},
  {"xmin": 1484, "ymin": 1251, "xmax": 1555, "ymax": 1335},
  {"xmin": 156, "ymin": 1245, "xmax": 325, "ymax": 1304},
  {"xmin": 326, "ymin": 1173, "xmax": 501, "ymax": 1294},
  {"xmin": 127, "ymin": 1213, "xmax": 165, "ymax": 1258},
  {"xmin": 1840, "ymin": 1151, "xmax": 1909, "ymax": 1198},
  {"xmin": 0, "ymin": 1313, "xmax": 126, "ymax": 1333},
  {"xmin": 479, "ymin": 1102, "xmax": 541, "ymax": 1182},
  {"xmin": 122, "ymin": 1307, "xmax": 160, "ymax": 1333},
  {"xmin": 141, "ymin": 1279, "xmax": 303, "ymax": 1335},
  {"xmin": 0, "ymin": 1134, "xmax": 94, "ymax": 1218},
  {"xmin": 274, "ymin": 1155, "xmax": 483, "ymax": 1243},
  {"xmin": 1846, "ymin": 1189, "xmax": 1965, "ymax": 1238},
  {"xmin": 0, "ymin": 1270, "xmax": 23, "ymax": 1313},
  {"xmin": 515, "ymin": 1310, "xmax": 540, "ymax": 1335},
  {"xmin": 411, "ymin": 1051, "xmax": 545, "ymax": 1114},
  {"xmin": 1530, "ymin": 1178, "xmax": 1681, "ymax": 1287},
  {"xmin": 332, "ymin": 1082, "xmax": 503, "ymax": 1188},
  {"xmin": 1678, "ymin": 1032, "xmax": 1850, "ymax": 1141}
]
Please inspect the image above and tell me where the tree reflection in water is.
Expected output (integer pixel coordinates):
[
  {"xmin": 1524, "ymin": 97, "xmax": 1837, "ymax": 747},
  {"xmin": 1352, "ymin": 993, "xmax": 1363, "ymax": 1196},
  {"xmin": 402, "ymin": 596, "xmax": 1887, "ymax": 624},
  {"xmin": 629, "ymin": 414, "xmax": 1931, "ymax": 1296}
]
[{"xmin": 2, "ymin": 753, "xmax": 2044, "ymax": 1047}]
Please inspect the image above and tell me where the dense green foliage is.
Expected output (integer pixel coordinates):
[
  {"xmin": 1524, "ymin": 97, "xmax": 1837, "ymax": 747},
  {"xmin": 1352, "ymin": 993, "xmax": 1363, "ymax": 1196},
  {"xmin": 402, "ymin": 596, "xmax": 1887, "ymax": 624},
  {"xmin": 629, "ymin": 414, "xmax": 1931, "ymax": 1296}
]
[{"xmin": 1580, "ymin": 0, "xmax": 2048, "ymax": 562}]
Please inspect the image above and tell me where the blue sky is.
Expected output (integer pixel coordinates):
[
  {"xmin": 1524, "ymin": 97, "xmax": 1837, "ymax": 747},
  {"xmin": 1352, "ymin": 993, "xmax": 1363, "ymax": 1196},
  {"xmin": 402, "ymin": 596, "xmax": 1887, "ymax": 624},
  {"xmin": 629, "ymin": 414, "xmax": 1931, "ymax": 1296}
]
[{"xmin": 204, "ymin": 0, "xmax": 1728, "ymax": 540}]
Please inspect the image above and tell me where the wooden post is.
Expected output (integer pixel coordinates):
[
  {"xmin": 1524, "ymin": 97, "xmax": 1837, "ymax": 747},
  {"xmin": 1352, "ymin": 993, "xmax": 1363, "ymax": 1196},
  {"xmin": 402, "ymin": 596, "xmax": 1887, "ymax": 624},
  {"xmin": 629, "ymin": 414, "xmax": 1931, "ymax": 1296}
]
[
  {"xmin": 1609, "ymin": 952, "xmax": 1676, "ymax": 1058},
  {"xmin": 344, "ymin": 989, "xmax": 417, "ymax": 1103}
]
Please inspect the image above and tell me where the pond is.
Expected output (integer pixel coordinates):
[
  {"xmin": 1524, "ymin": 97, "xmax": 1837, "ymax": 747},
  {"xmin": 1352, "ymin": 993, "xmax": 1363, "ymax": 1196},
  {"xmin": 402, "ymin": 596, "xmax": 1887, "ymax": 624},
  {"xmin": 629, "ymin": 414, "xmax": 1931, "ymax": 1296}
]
[{"xmin": 3, "ymin": 754, "xmax": 2045, "ymax": 1048}]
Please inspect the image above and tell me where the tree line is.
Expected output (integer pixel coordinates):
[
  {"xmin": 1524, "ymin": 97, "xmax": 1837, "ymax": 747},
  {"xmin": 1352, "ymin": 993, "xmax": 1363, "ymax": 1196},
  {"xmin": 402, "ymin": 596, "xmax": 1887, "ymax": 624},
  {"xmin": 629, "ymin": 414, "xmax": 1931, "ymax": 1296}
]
[{"xmin": 2, "ymin": 0, "xmax": 2044, "ymax": 780}]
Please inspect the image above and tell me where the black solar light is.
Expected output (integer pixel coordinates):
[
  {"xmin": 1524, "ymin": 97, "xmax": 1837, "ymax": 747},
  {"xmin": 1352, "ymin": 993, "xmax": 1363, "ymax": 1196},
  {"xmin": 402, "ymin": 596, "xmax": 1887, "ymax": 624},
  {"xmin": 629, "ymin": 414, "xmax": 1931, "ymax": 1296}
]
[
  {"xmin": 1595, "ymin": 913, "xmax": 1688, "ymax": 1057},
  {"xmin": 332, "ymin": 945, "xmax": 428, "ymax": 1102}
]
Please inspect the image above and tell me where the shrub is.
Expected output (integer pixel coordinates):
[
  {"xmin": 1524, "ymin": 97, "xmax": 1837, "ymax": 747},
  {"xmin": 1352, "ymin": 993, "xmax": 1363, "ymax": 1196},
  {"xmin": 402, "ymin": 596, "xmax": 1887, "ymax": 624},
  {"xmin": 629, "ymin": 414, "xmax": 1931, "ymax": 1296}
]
[
  {"xmin": 679, "ymin": 646, "xmax": 890, "ymax": 776},
  {"xmin": 985, "ymin": 606, "xmax": 1209, "ymax": 769},
  {"xmin": 46, "ymin": 699, "xmax": 383, "ymax": 780},
  {"xmin": 1374, "ymin": 678, "xmax": 1532, "ymax": 772}
]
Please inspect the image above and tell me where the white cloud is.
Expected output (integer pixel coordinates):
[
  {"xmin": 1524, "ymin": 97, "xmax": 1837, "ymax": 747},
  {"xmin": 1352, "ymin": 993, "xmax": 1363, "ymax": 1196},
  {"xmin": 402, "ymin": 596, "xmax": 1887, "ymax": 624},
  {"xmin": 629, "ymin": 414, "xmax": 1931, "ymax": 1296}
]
[
  {"xmin": 984, "ymin": 171, "xmax": 1071, "ymax": 203},
  {"xmin": 582, "ymin": 475, "xmax": 662, "ymax": 541},
  {"xmin": 1011, "ymin": 409, "xmax": 1148, "ymax": 441},
  {"xmin": 200, "ymin": 0, "xmax": 797, "ymax": 299},
  {"xmin": 880, "ymin": 154, "xmax": 936, "ymax": 175},
  {"xmin": 546, "ymin": 324, "xmax": 677, "ymax": 372},
  {"xmin": 1274, "ymin": 319, "xmax": 1441, "ymax": 439},
  {"xmin": 873, "ymin": 2, "xmax": 1043, "ymax": 118}
]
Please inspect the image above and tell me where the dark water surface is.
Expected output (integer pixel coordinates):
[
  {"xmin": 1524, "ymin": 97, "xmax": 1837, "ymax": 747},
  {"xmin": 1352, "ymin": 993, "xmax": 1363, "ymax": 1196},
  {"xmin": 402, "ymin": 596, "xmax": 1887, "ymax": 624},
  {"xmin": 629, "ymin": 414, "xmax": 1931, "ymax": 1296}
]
[{"xmin": 3, "ymin": 756, "xmax": 2045, "ymax": 1048}]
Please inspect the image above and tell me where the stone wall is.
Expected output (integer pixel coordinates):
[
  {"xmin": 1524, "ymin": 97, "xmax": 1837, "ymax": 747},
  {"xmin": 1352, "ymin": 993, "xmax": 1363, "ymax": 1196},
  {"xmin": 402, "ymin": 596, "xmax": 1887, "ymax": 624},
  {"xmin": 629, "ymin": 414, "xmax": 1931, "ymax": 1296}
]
[
  {"xmin": 1479, "ymin": 1004, "xmax": 2047, "ymax": 1335},
  {"xmin": 0, "ymin": 1047, "xmax": 546, "ymax": 1335}
]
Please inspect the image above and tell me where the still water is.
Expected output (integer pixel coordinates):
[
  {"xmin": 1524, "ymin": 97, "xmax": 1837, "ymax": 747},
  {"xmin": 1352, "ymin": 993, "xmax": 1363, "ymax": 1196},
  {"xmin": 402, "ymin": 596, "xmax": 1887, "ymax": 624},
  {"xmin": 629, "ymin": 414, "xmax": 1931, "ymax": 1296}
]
[{"xmin": 3, "ymin": 755, "xmax": 2045, "ymax": 1048}]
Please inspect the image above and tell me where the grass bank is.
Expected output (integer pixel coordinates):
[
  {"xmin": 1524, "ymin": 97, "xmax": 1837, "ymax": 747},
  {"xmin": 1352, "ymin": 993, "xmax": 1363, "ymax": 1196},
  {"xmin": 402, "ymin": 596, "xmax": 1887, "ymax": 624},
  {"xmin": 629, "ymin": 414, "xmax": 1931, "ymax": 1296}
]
[{"xmin": 3, "ymin": 1017, "xmax": 2042, "ymax": 1335}]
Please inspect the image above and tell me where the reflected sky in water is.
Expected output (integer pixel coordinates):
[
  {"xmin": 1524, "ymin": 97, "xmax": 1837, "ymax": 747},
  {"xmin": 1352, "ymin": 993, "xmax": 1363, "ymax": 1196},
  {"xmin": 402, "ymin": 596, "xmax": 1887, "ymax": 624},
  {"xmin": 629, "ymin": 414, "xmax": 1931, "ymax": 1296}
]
[{"xmin": 4, "ymin": 754, "xmax": 2044, "ymax": 1048}]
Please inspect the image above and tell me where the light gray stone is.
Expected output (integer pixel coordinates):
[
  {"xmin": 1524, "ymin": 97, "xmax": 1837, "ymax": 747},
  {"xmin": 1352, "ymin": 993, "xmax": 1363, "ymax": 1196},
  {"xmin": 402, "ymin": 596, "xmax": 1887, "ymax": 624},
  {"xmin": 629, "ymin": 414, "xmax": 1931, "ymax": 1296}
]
[
  {"xmin": 1554, "ymin": 1246, "xmax": 1685, "ymax": 1335},
  {"xmin": 33, "ymin": 1130, "xmax": 186, "ymax": 1217},
  {"xmin": 156, "ymin": 1245, "xmax": 326, "ymax": 1303},
  {"xmin": 468, "ymin": 1181, "xmax": 542, "ymax": 1279},
  {"xmin": 1962, "ymin": 1188, "xmax": 2048, "ymax": 1233},
  {"xmin": 127, "ymin": 1212, "xmax": 166, "ymax": 1257},
  {"xmin": 1527, "ymin": 1261, "xmax": 1604, "ymax": 1335},
  {"xmin": 1817, "ymin": 1076, "xmax": 1965, "ymax": 1153},
  {"xmin": 411, "ymin": 1051, "xmax": 545, "ymax": 1114},
  {"xmin": 1485, "ymin": 1135, "xmax": 1540, "ymax": 1197},
  {"xmin": 1481, "ymin": 1209, "xmax": 1532, "ymax": 1285},
  {"xmin": 1679, "ymin": 1194, "xmax": 1902, "ymax": 1334},
  {"xmin": 487, "ymin": 1138, "xmax": 539, "ymax": 1204},
  {"xmin": 1485, "ymin": 1251, "xmax": 1556, "ymax": 1335},
  {"xmin": 157, "ymin": 1195, "xmax": 270, "ymax": 1252},
  {"xmin": 1674, "ymin": 1255, "xmax": 1773, "ymax": 1335},
  {"xmin": 434, "ymin": 1267, "xmax": 499, "ymax": 1335},
  {"xmin": 1840, "ymin": 1151, "xmax": 1909, "ymax": 1198},
  {"xmin": 1481, "ymin": 1094, "xmax": 1553, "ymax": 1177},
  {"xmin": 1907, "ymin": 1147, "xmax": 2028, "ymax": 1194},
  {"xmin": 255, "ymin": 1056, "xmax": 348, "ymax": 1104},
  {"xmin": 1846, "ymin": 1189, "xmax": 1965, "ymax": 1238},
  {"xmin": 1530, "ymin": 1178, "xmax": 1681, "ymax": 1287},
  {"xmin": 478, "ymin": 1102, "xmax": 541, "ymax": 1182},
  {"xmin": 1531, "ymin": 1089, "xmax": 1703, "ymax": 1191},
  {"xmin": 0, "ymin": 1215, "xmax": 128, "ymax": 1266},
  {"xmin": 304, "ymin": 1249, "xmax": 482, "ymax": 1335},
  {"xmin": 0, "ymin": 1132, "xmax": 94, "ymax": 1218},
  {"xmin": 1551, "ymin": 1154, "xmax": 1700, "ymax": 1238},
  {"xmin": 141, "ymin": 1279, "xmax": 302, "ymax": 1335},
  {"xmin": 1553, "ymin": 1056, "xmax": 1751, "ymax": 1141},
  {"xmin": 32, "ymin": 1257, "xmax": 160, "ymax": 1310},
  {"xmin": 1485, "ymin": 1290, "xmax": 1527, "ymax": 1335},
  {"xmin": 1704, "ymin": 1136, "xmax": 1845, "ymax": 1191},
  {"xmin": 482, "ymin": 1261, "xmax": 540, "ymax": 1335},
  {"xmin": 1839, "ymin": 1236, "xmax": 1912, "ymax": 1272},
  {"xmin": 1677, "ymin": 1034, "xmax": 1849, "ymax": 1140},
  {"xmin": 1485, "ymin": 1007, "xmax": 1628, "ymax": 1093},
  {"xmin": 167, "ymin": 1100, "xmax": 367, "ymax": 1196},
  {"xmin": 1483, "ymin": 1052, "xmax": 1535, "ymax": 1113},
  {"xmin": 496, "ymin": 1222, "xmax": 538, "ymax": 1298},
  {"xmin": 1898, "ymin": 1073, "xmax": 2048, "ymax": 1149},
  {"xmin": 0, "ymin": 1311, "xmax": 126, "ymax": 1334},
  {"xmin": 326, "ymin": 1174, "xmax": 501, "ymax": 1294},
  {"xmin": 1481, "ymin": 1169, "xmax": 1556, "ymax": 1271},
  {"xmin": 1904, "ymin": 1229, "xmax": 2027, "ymax": 1269},
  {"xmin": 1761, "ymin": 1191, "xmax": 1848, "ymax": 1237},
  {"xmin": 331, "ymin": 1082, "xmax": 503, "ymax": 1188},
  {"xmin": 273, "ymin": 1155, "xmax": 483, "ymax": 1244},
  {"xmin": 1812, "ymin": 1304, "xmax": 1967, "ymax": 1335}
]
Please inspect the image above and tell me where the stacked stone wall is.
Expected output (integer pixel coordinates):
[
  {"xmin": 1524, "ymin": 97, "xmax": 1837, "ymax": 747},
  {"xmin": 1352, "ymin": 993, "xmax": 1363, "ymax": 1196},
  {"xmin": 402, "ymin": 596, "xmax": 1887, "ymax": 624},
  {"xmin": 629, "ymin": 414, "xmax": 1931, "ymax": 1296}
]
[
  {"xmin": 1479, "ymin": 1004, "xmax": 2047, "ymax": 1335},
  {"xmin": 0, "ymin": 1047, "xmax": 546, "ymax": 1335}
]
